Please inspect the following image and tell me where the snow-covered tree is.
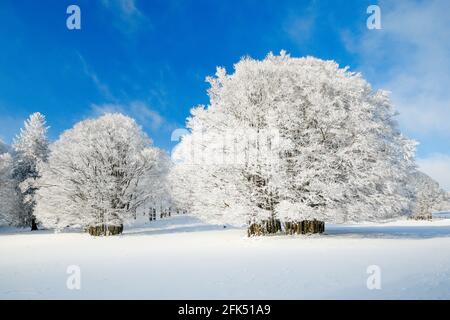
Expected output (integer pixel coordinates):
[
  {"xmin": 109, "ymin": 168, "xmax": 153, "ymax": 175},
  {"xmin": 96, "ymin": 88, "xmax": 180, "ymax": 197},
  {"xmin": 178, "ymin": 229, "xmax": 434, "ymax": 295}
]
[
  {"xmin": 171, "ymin": 52, "xmax": 416, "ymax": 233},
  {"xmin": 0, "ymin": 153, "xmax": 20, "ymax": 226},
  {"xmin": 443, "ymin": 192, "xmax": 450, "ymax": 211},
  {"xmin": 408, "ymin": 170, "xmax": 448, "ymax": 219},
  {"xmin": 35, "ymin": 113, "xmax": 168, "ymax": 236},
  {"xmin": 143, "ymin": 150, "xmax": 173, "ymax": 214},
  {"xmin": 13, "ymin": 112, "xmax": 49, "ymax": 230}
]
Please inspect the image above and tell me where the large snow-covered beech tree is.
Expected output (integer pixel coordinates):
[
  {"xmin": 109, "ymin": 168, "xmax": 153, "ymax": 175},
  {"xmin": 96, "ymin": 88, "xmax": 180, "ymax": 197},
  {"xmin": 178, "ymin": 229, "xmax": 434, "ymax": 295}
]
[
  {"xmin": 35, "ymin": 113, "xmax": 168, "ymax": 236},
  {"xmin": 171, "ymin": 52, "xmax": 416, "ymax": 235},
  {"xmin": 0, "ymin": 152, "xmax": 20, "ymax": 226},
  {"xmin": 13, "ymin": 112, "xmax": 49, "ymax": 230}
]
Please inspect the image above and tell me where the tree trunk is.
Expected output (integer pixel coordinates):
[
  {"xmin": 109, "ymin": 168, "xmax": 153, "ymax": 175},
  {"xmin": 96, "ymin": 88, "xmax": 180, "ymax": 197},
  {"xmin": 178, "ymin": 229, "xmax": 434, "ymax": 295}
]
[
  {"xmin": 31, "ymin": 217, "xmax": 38, "ymax": 231},
  {"xmin": 88, "ymin": 224, "xmax": 123, "ymax": 236}
]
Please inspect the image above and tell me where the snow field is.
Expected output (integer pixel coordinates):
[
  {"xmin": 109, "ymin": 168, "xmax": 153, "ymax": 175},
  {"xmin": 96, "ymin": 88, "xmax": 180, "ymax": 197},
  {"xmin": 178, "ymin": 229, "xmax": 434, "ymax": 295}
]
[{"xmin": 1, "ymin": 215, "xmax": 450, "ymax": 299}]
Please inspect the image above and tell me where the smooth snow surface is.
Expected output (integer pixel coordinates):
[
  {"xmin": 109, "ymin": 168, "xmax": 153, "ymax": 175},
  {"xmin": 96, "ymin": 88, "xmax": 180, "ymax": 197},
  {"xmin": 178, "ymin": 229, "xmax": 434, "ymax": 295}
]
[{"xmin": 1, "ymin": 214, "xmax": 450, "ymax": 299}]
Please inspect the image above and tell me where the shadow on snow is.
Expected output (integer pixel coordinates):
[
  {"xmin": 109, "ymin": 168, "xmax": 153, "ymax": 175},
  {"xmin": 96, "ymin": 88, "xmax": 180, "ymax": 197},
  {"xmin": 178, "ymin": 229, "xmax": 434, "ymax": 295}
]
[{"xmin": 2, "ymin": 213, "xmax": 450, "ymax": 239}]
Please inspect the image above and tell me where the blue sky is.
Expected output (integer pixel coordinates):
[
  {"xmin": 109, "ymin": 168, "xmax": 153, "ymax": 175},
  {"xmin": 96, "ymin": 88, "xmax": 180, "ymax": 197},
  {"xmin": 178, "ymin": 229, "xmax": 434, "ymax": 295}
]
[{"xmin": 0, "ymin": 0, "xmax": 449, "ymax": 189}]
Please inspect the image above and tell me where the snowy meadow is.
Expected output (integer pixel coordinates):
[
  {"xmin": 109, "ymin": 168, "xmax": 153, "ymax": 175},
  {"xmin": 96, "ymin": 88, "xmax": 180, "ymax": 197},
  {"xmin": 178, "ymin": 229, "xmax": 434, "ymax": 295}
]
[{"xmin": 2, "ymin": 214, "xmax": 450, "ymax": 299}]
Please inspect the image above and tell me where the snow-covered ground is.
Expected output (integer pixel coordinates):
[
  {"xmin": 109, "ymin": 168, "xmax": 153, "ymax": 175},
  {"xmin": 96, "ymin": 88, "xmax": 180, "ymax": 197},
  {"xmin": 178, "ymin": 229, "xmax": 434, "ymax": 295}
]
[{"xmin": 1, "ymin": 214, "xmax": 450, "ymax": 299}]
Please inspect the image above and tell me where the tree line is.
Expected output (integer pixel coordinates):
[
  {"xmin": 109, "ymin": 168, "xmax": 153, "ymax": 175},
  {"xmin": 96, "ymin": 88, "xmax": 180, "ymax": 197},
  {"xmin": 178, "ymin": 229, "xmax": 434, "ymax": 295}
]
[{"xmin": 0, "ymin": 52, "xmax": 449, "ymax": 236}]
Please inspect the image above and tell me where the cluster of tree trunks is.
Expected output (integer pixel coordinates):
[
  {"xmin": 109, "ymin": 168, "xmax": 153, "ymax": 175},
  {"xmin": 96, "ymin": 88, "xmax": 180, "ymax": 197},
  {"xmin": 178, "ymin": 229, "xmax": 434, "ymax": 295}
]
[
  {"xmin": 248, "ymin": 219, "xmax": 325, "ymax": 237},
  {"xmin": 284, "ymin": 220, "xmax": 325, "ymax": 235},
  {"xmin": 145, "ymin": 207, "xmax": 187, "ymax": 222},
  {"xmin": 160, "ymin": 209, "xmax": 172, "ymax": 219},
  {"xmin": 247, "ymin": 218, "xmax": 282, "ymax": 236},
  {"xmin": 410, "ymin": 213, "xmax": 432, "ymax": 221},
  {"xmin": 87, "ymin": 224, "xmax": 123, "ymax": 236}
]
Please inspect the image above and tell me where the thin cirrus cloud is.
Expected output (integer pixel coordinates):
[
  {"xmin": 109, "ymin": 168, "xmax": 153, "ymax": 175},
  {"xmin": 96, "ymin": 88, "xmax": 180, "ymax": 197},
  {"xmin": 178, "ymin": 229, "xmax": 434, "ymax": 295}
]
[
  {"xmin": 0, "ymin": 114, "xmax": 25, "ymax": 144},
  {"xmin": 99, "ymin": 0, "xmax": 149, "ymax": 33},
  {"xmin": 283, "ymin": 3, "xmax": 317, "ymax": 44},
  {"xmin": 341, "ymin": 0, "xmax": 450, "ymax": 190},
  {"xmin": 77, "ymin": 53, "xmax": 116, "ymax": 102},
  {"xmin": 91, "ymin": 101, "xmax": 166, "ymax": 132},
  {"xmin": 418, "ymin": 154, "xmax": 450, "ymax": 191},
  {"xmin": 342, "ymin": 0, "xmax": 450, "ymax": 138},
  {"xmin": 284, "ymin": 14, "xmax": 316, "ymax": 44}
]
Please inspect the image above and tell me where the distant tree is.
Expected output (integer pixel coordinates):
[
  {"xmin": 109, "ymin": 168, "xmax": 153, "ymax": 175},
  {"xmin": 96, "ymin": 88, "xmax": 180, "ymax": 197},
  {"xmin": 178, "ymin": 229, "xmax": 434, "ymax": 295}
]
[
  {"xmin": 35, "ymin": 113, "xmax": 168, "ymax": 236},
  {"xmin": 171, "ymin": 52, "xmax": 416, "ymax": 234},
  {"xmin": 0, "ymin": 153, "xmax": 20, "ymax": 226},
  {"xmin": 408, "ymin": 170, "xmax": 448, "ymax": 219},
  {"xmin": 142, "ymin": 151, "xmax": 173, "ymax": 216},
  {"xmin": 13, "ymin": 112, "xmax": 49, "ymax": 230},
  {"xmin": 444, "ymin": 192, "xmax": 450, "ymax": 211}
]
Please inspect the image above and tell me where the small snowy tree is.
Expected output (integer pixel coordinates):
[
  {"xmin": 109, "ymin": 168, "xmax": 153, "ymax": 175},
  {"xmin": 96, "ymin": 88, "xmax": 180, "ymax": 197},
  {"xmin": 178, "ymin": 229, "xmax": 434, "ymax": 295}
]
[
  {"xmin": 408, "ymin": 170, "xmax": 447, "ymax": 220},
  {"xmin": 443, "ymin": 192, "xmax": 450, "ymax": 211},
  {"xmin": 171, "ymin": 52, "xmax": 416, "ymax": 235},
  {"xmin": 13, "ymin": 112, "xmax": 49, "ymax": 230},
  {"xmin": 0, "ymin": 153, "xmax": 20, "ymax": 226},
  {"xmin": 35, "ymin": 113, "xmax": 168, "ymax": 236}
]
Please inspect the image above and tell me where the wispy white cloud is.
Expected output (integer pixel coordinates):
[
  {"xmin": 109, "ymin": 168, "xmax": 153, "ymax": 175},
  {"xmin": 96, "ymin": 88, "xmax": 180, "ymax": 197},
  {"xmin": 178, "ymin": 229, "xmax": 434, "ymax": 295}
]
[
  {"xmin": 100, "ymin": 0, "xmax": 149, "ymax": 34},
  {"xmin": 342, "ymin": 0, "xmax": 450, "ymax": 136},
  {"xmin": 0, "ymin": 138, "xmax": 9, "ymax": 154},
  {"xmin": 91, "ymin": 101, "xmax": 167, "ymax": 132},
  {"xmin": 283, "ymin": 3, "xmax": 317, "ymax": 44},
  {"xmin": 417, "ymin": 154, "xmax": 450, "ymax": 191},
  {"xmin": 341, "ymin": 0, "xmax": 450, "ymax": 190},
  {"xmin": 0, "ymin": 113, "xmax": 25, "ymax": 144},
  {"xmin": 77, "ymin": 53, "xmax": 116, "ymax": 102}
]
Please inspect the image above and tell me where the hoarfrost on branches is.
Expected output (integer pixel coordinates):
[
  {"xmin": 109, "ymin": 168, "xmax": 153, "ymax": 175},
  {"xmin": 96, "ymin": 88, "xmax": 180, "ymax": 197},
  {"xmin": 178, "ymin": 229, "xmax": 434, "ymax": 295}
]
[
  {"xmin": 0, "ymin": 153, "xmax": 20, "ymax": 226},
  {"xmin": 35, "ymin": 113, "xmax": 169, "ymax": 231},
  {"xmin": 171, "ymin": 52, "xmax": 416, "ymax": 226},
  {"xmin": 12, "ymin": 112, "xmax": 49, "ymax": 229}
]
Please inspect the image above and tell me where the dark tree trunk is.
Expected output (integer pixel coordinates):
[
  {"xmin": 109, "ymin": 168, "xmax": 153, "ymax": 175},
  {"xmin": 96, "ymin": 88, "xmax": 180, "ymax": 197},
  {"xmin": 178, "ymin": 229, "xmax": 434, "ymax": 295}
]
[{"xmin": 31, "ymin": 217, "xmax": 38, "ymax": 231}]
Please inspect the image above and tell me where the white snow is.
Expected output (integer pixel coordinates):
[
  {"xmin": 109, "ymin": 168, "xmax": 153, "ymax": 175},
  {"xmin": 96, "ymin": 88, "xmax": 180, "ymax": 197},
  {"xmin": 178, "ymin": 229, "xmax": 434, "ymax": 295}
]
[{"xmin": 1, "ymin": 214, "xmax": 450, "ymax": 299}]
